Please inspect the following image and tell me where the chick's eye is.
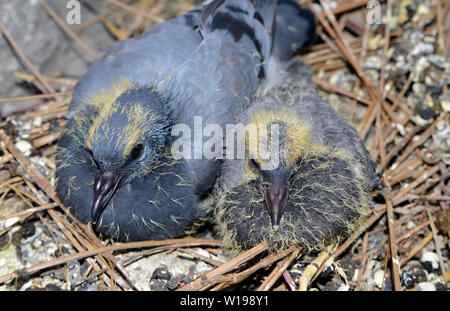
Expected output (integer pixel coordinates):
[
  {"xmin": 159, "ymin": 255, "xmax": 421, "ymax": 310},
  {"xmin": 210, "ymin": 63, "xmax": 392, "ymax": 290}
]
[{"xmin": 129, "ymin": 144, "xmax": 143, "ymax": 161}]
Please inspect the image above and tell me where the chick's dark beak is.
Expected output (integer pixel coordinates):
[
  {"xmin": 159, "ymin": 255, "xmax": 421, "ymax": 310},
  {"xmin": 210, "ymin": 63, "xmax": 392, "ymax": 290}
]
[
  {"xmin": 264, "ymin": 184, "xmax": 288, "ymax": 232},
  {"xmin": 91, "ymin": 170, "xmax": 122, "ymax": 226}
]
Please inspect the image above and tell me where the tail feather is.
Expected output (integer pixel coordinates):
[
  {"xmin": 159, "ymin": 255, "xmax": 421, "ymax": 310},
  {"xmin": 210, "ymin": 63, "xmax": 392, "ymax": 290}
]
[
  {"xmin": 199, "ymin": 0, "xmax": 277, "ymax": 72},
  {"xmin": 249, "ymin": 0, "xmax": 278, "ymax": 38}
]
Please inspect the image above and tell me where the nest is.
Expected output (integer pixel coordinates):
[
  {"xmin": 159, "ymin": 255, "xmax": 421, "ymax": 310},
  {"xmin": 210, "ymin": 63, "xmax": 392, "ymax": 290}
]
[{"xmin": 0, "ymin": 0, "xmax": 448, "ymax": 291}]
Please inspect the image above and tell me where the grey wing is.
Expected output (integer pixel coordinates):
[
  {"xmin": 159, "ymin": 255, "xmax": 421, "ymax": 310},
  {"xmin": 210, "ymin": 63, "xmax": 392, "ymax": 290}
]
[
  {"xmin": 68, "ymin": 3, "xmax": 211, "ymax": 118},
  {"xmin": 167, "ymin": 36, "xmax": 261, "ymax": 193},
  {"xmin": 165, "ymin": 0, "xmax": 277, "ymax": 193},
  {"xmin": 293, "ymin": 91, "xmax": 378, "ymax": 188}
]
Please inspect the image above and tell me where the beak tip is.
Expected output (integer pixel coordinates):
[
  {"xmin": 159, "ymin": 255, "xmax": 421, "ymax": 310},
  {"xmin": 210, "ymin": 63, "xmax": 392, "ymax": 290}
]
[
  {"xmin": 90, "ymin": 218, "xmax": 98, "ymax": 227},
  {"xmin": 265, "ymin": 184, "xmax": 288, "ymax": 232},
  {"xmin": 91, "ymin": 202, "xmax": 101, "ymax": 226},
  {"xmin": 91, "ymin": 170, "xmax": 122, "ymax": 228}
]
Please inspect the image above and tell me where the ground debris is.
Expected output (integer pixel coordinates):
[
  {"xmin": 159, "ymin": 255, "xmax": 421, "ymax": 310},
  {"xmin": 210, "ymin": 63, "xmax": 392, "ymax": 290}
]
[{"xmin": 0, "ymin": 0, "xmax": 448, "ymax": 291}]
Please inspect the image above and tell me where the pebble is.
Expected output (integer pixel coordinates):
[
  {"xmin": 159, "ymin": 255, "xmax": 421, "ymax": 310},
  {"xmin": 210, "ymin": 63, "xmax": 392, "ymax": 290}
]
[
  {"xmin": 413, "ymin": 57, "xmax": 430, "ymax": 81},
  {"xmin": 373, "ymin": 270, "xmax": 385, "ymax": 288},
  {"xmin": 400, "ymin": 271, "xmax": 415, "ymax": 289},
  {"xmin": 351, "ymin": 269, "xmax": 359, "ymax": 283},
  {"xmin": 434, "ymin": 281, "xmax": 447, "ymax": 291},
  {"xmin": 418, "ymin": 107, "xmax": 437, "ymax": 120},
  {"xmin": 45, "ymin": 243, "xmax": 58, "ymax": 256},
  {"xmin": 416, "ymin": 282, "xmax": 436, "ymax": 291},
  {"xmin": 195, "ymin": 261, "xmax": 213, "ymax": 274},
  {"xmin": 337, "ymin": 284, "xmax": 350, "ymax": 291},
  {"xmin": 427, "ymin": 55, "xmax": 446, "ymax": 69},
  {"xmin": 440, "ymin": 95, "xmax": 450, "ymax": 112},
  {"xmin": 4, "ymin": 217, "xmax": 20, "ymax": 229},
  {"xmin": 412, "ymin": 113, "xmax": 432, "ymax": 127},
  {"xmin": 67, "ymin": 260, "xmax": 82, "ymax": 286},
  {"xmin": 420, "ymin": 251, "xmax": 440, "ymax": 272},
  {"xmin": 395, "ymin": 123, "xmax": 406, "ymax": 136},
  {"xmin": 318, "ymin": 262, "xmax": 335, "ymax": 282},
  {"xmin": 406, "ymin": 220, "xmax": 415, "ymax": 230},
  {"xmin": 412, "ymin": 4, "xmax": 436, "ymax": 28},
  {"xmin": 410, "ymin": 42, "xmax": 434, "ymax": 57},
  {"xmin": 364, "ymin": 56, "xmax": 382, "ymax": 70},
  {"xmin": 32, "ymin": 117, "xmax": 42, "ymax": 128},
  {"xmin": 400, "ymin": 262, "xmax": 427, "ymax": 287},
  {"xmin": 14, "ymin": 140, "xmax": 32, "ymax": 157},
  {"xmin": 412, "ymin": 82, "xmax": 426, "ymax": 95},
  {"xmin": 151, "ymin": 265, "xmax": 172, "ymax": 281}
]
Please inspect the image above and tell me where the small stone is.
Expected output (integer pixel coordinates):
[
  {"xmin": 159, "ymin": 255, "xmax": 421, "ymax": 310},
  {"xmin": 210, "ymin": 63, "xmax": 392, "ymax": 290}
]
[
  {"xmin": 423, "ymin": 35, "xmax": 436, "ymax": 44},
  {"xmin": 416, "ymin": 282, "xmax": 436, "ymax": 291},
  {"xmin": 4, "ymin": 217, "xmax": 20, "ymax": 229},
  {"xmin": 400, "ymin": 271, "xmax": 415, "ymax": 289},
  {"xmin": 410, "ymin": 42, "xmax": 434, "ymax": 57},
  {"xmin": 427, "ymin": 55, "xmax": 446, "ymax": 69},
  {"xmin": 420, "ymin": 251, "xmax": 439, "ymax": 272},
  {"xmin": 195, "ymin": 261, "xmax": 213, "ymax": 274},
  {"xmin": 78, "ymin": 283, "xmax": 98, "ymax": 291},
  {"xmin": 14, "ymin": 140, "xmax": 32, "ymax": 157},
  {"xmin": 365, "ymin": 69, "xmax": 379, "ymax": 83},
  {"xmin": 45, "ymin": 243, "xmax": 58, "ymax": 256},
  {"xmin": 364, "ymin": 56, "xmax": 382, "ymax": 70},
  {"xmin": 351, "ymin": 269, "xmax": 359, "ymax": 283},
  {"xmin": 434, "ymin": 281, "xmax": 447, "ymax": 291},
  {"xmin": 413, "ymin": 57, "xmax": 430, "ymax": 81},
  {"xmin": 32, "ymin": 117, "xmax": 42, "ymax": 128},
  {"xmin": 149, "ymin": 279, "xmax": 168, "ymax": 291},
  {"xmin": 412, "ymin": 4, "xmax": 436, "ymax": 28},
  {"xmin": 167, "ymin": 274, "xmax": 186, "ymax": 290},
  {"xmin": 67, "ymin": 260, "xmax": 82, "ymax": 285},
  {"xmin": 368, "ymin": 34, "xmax": 383, "ymax": 51},
  {"xmin": 318, "ymin": 262, "xmax": 335, "ymax": 282},
  {"xmin": 151, "ymin": 265, "xmax": 172, "ymax": 281},
  {"xmin": 418, "ymin": 107, "xmax": 437, "ymax": 120},
  {"xmin": 412, "ymin": 82, "xmax": 426, "ymax": 95},
  {"xmin": 412, "ymin": 114, "xmax": 432, "ymax": 127},
  {"xmin": 373, "ymin": 270, "xmax": 385, "ymax": 288},
  {"xmin": 406, "ymin": 220, "xmax": 415, "ymax": 230},
  {"xmin": 417, "ymin": 4, "xmax": 430, "ymax": 15},
  {"xmin": 395, "ymin": 123, "xmax": 406, "ymax": 136},
  {"xmin": 337, "ymin": 284, "xmax": 350, "ymax": 291},
  {"xmin": 440, "ymin": 95, "xmax": 450, "ymax": 112}
]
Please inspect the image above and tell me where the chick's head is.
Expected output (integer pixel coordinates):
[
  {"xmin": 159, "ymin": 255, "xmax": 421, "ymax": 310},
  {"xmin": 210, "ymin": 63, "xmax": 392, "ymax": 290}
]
[
  {"xmin": 71, "ymin": 80, "xmax": 171, "ymax": 225},
  {"xmin": 216, "ymin": 108, "xmax": 371, "ymax": 252},
  {"xmin": 243, "ymin": 108, "xmax": 319, "ymax": 227}
]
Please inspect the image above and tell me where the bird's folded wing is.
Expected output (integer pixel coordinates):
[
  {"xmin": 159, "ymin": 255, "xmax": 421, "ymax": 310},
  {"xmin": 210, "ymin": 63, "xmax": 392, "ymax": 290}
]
[
  {"xmin": 67, "ymin": 2, "xmax": 213, "ymax": 118},
  {"xmin": 165, "ymin": 0, "xmax": 277, "ymax": 191}
]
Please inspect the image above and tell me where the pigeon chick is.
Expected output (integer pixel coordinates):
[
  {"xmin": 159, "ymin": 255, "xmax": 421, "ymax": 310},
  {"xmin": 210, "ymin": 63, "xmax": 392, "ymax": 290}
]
[
  {"xmin": 56, "ymin": 0, "xmax": 283, "ymax": 242},
  {"xmin": 214, "ymin": 61, "xmax": 378, "ymax": 252}
]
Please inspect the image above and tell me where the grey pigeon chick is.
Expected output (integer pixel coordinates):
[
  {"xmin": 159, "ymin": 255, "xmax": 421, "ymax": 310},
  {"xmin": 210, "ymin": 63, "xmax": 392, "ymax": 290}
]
[
  {"xmin": 214, "ymin": 60, "xmax": 378, "ymax": 252},
  {"xmin": 56, "ymin": 0, "xmax": 315, "ymax": 242}
]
